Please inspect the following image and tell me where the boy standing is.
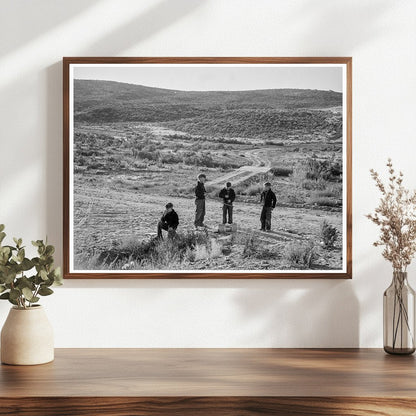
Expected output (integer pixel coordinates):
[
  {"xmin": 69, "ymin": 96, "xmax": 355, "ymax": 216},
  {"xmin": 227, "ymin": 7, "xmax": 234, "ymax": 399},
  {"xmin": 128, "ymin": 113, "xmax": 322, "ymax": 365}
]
[
  {"xmin": 194, "ymin": 173, "xmax": 207, "ymax": 228},
  {"xmin": 219, "ymin": 182, "xmax": 236, "ymax": 224},
  {"xmin": 260, "ymin": 182, "xmax": 277, "ymax": 231}
]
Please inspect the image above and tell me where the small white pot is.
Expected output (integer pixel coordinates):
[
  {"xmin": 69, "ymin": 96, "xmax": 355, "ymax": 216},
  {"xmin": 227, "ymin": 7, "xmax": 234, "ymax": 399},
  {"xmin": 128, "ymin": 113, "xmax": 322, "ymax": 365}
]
[{"xmin": 1, "ymin": 305, "xmax": 54, "ymax": 365}]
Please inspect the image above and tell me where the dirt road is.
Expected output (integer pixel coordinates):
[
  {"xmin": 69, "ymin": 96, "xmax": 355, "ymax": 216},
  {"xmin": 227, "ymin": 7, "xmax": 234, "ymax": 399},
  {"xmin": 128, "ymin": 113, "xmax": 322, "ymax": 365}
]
[
  {"xmin": 208, "ymin": 149, "xmax": 272, "ymax": 186},
  {"xmin": 74, "ymin": 182, "xmax": 341, "ymax": 257}
]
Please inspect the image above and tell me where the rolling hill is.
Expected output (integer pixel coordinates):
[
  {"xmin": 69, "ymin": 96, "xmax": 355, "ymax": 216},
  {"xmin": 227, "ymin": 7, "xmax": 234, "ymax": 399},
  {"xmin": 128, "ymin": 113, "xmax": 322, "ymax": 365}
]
[{"xmin": 74, "ymin": 79, "xmax": 343, "ymax": 139}]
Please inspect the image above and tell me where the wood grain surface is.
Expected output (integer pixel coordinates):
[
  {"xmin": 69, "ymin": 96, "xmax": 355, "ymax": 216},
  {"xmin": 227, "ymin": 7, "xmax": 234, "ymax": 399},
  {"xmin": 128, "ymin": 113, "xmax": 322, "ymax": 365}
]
[{"xmin": 1, "ymin": 348, "xmax": 415, "ymax": 415}]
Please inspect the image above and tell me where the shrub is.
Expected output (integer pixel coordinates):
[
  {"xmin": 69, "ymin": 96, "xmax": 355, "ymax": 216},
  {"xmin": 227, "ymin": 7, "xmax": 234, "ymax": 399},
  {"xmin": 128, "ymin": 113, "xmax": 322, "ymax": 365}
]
[
  {"xmin": 97, "ymin": 230, "xmax": 217, "ymax": 269},
  {"xmin": 159, "ymin": 152, "xmax": 183, "ymax": 164},
  {"xmin": 242, "ymin": 234, "xmax": 258, "ymax": 258},
  {"xmin": 137, "ymin": 150, "xmax": 159, "ymax": 161},
  {"xmin": 320, "ymin": 221, "xmax": 338, "ymax": 248},
  {"xmin": 304, "ymin": 158, "xmax": 342, "ymax": 182},
  {"xmin": 285, "ymin": 241, "xmax": 317, "ymax": 268},
  {"xmin": 315, "ymin": 188, "xmax": 339, "ymax": 198},
  {"xmin": 270, "ymin": 167, "xmax": 293, "ymax": 177},
  {"xmin": 301, "ymin": 178, "xmax": 327, "ymax": 191},
  {"xmin": 241, "ymin": 234, "xmax": 278, "ymax": 260},
  {"xmin": 246, "ymin": 184, "xmax": 263, "ymax": 196},
  {"xmin": 309, "ymin": 196, "xmax": 341, "ymax": 207},
  {"xmin": 264, "ymin": 140, "xmax": 284, "ymax": 146}
]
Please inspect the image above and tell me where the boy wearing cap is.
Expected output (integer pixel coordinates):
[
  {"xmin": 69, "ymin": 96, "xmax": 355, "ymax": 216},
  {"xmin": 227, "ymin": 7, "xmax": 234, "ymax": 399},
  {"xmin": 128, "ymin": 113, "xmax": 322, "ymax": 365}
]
[
  {"xmin": 194, "ymin": 173, "xmax": 207, "ymax": 228},
  {"xmin": 219, "ymin": 182, "xmax": 236, "ymax": 224},
  {"xmin": 260, "ymin": 182, "xmax": 277, "ymax": 231},
  {"xmin": 157, "ymin": 202, "xmax": 179, "ymax": 239}
]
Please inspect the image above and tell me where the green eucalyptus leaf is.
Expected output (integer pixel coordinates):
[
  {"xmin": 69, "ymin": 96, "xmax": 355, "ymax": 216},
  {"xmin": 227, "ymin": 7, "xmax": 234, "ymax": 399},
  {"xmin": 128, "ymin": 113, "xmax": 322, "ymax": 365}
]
[
  {"xmin": 43, "ymin": 256, "xmax": 54, "ymax": 266},
  {"xmin": 8, "ymin": 263, "xmax": 20, "ymax": 274},
  {"xmin": 17, "ymin": 248, "xmax": 25, "ymax": 262},
  {"xmin": 0, "ymin": 232, "xmax": 5, "ymax": 244},
  {"xmin": 0, "ymin": 246, "xmax": 10, "ymax": 264},
  {"xmin": 39, "ymin": 269, "xmax": 48, "ymax": 281},
  {"xmin": 0, "ymin": 224, "xmax": 5, "ymax": 232},
  {"xmin": 8, "ymin": 297, "xmax": 18, "ymax": 306},
  {"xmin": 3, "ymin": 272, "xmax": 16, "ymax": 285},
  {"xmin": 20, "ymin": 258, "xmax": 34, "ymax": 271},
  {"xmin": 49, "ymin": 267, "xmax": 60, "ymax": 279},
  {"xmin": 9, "ymin": 288, "xmax": 21, "ymax": 301},
  {"xmin": 0, "ymin": 285, "xmax": 6, "ymax": 294},
  {"xmin": 45, "ymin": 245, "xmax": 55, "ymax": 256},
  {"xmin": 52, "ymin": 267, "xmax": 63, "ymax": 285},
  {"xmin": 34, "ymin": 275, "xmax": 43, "ymax": 285},
  {"xmin": 22, "ymin": 287, "xmax": 33, "ymax": 302},
  {"xmin": 17, "ymin": 276, "xmax": 35, "ymax": 290},
  {"xmin": 38, "ymin": 287, "xmax": 53, "ymax": 296},
  {"xmin": 42, "ymin": 274, "xmax": 54, "ymax": 286},
  {"xmin": 22, "ymin": 287, "xmax": 39, "ymax": 303},
  {"xmin": 0, "ymin": 292, "xmax": 10, "ymax": 299}
]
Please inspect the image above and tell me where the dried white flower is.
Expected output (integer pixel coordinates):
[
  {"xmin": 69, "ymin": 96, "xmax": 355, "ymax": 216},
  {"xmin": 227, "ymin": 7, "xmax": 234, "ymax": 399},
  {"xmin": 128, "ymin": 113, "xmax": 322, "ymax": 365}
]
[{"xmin": 367, "ymin": 159, "xmax": 416, "ymax": 272}]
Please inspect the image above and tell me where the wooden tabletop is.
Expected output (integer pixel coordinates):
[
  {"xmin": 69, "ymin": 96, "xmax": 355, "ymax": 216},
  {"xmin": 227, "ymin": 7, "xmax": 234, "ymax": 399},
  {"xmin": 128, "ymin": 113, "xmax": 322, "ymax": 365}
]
[{"xmin": 1, "ymin": 348, "xmax": 416, "ymax": 415}]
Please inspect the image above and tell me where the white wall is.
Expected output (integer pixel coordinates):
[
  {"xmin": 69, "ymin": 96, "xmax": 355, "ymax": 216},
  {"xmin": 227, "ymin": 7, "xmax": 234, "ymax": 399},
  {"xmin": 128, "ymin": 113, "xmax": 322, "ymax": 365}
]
[{"xmin": 1, "ymin": 0, "xmax": 415, "ymax": 347}]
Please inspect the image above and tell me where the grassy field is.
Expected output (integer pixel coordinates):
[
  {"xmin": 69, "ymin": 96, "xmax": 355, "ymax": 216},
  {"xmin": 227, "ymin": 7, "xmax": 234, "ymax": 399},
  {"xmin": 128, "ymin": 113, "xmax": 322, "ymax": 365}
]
[{"xmin": 73, "ymin": 80, "xmax": 344, "ymax": 271}]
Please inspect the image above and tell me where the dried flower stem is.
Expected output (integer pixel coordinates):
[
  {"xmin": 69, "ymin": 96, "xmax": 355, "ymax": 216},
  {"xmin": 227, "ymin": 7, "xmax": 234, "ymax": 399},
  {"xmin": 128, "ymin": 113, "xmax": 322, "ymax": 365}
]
[{"xmin": 366, "ymin": 159, "xmax": 416, "ymax": 272}]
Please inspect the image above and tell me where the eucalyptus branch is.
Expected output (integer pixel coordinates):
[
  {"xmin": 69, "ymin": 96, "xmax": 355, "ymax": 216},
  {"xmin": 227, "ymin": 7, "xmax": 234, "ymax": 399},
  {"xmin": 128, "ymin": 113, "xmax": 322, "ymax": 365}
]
[{"xmin": 0, "ymin": 225, "xmax": 62, "ymax": 308}]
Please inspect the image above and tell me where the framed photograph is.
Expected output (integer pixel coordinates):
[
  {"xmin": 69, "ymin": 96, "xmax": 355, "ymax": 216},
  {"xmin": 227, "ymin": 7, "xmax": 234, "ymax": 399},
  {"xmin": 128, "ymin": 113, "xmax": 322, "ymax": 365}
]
[{"xmin": 63, "ymin": 57, "xmax": 352, "ymax": 279}]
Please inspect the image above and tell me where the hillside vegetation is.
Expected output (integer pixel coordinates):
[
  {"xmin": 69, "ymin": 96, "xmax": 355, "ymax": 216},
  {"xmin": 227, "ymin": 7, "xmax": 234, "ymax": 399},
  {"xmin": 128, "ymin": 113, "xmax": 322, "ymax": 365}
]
[{"xmin": 74, "ymin": 80, "xmax": 342, "ymax": 139}]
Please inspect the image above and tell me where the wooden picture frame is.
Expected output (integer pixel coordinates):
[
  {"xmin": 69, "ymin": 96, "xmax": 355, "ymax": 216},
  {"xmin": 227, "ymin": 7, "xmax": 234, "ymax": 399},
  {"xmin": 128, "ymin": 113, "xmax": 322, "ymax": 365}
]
[{"xmin": 63, "ymin": 57, "xmax": 352, "ymax": 279}]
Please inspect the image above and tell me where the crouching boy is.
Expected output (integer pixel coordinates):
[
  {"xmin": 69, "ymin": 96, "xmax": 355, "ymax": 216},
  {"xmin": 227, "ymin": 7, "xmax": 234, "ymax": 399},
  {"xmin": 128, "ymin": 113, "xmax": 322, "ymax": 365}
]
[{"xmin": 157, "ymin": 202, "xmax": 179, "ymax": 239}]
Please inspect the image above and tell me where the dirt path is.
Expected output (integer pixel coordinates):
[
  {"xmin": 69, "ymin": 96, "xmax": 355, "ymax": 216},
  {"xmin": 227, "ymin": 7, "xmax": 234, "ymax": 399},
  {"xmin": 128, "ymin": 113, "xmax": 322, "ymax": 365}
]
[
  {"xmin": 145, "ymin": 124, "xmax": 273, "ymax": 187},
  {"xmin": 74, "ymin": 182, "xmax": 340, "ymax": 250},
  {"xmin": 209, "ymin": 149, "xmax": 272, "ymax": 186}
]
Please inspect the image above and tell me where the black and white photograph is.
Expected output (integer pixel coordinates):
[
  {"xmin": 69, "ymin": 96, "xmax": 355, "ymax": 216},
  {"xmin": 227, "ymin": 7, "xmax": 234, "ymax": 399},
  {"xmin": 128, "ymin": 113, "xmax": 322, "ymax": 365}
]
[{"xmin": 64, "ymin": 58, "xmax": 351, "ymax": 278}]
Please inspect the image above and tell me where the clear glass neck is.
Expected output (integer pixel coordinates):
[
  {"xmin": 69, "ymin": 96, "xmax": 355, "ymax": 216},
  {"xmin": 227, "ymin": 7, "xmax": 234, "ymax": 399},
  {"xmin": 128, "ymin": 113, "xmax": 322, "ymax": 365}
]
[{"xmin": 393, "ymin": 271, "xmax": 408, "ymax": 283}]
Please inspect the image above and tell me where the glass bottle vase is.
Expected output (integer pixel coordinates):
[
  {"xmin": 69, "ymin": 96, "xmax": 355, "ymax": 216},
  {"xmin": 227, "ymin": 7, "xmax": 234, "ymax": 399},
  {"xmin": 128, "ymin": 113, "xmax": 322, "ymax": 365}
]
[{"xmin": 383, "ymin": 271, "xmax": 415, "ymax": 355}]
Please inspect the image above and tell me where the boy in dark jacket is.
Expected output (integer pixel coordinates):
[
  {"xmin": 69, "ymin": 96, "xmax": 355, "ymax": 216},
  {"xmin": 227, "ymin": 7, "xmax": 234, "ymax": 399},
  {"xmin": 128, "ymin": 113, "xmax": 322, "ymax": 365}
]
[
  {"xmin": 219, "ymin": 182, "xmax": 236, "ymax": 224},
  {"xmin": 260, "ymin": 182, "xmax": 277, "ymax": 231},
  {"xmin": 194, "ymin": 173, "xmax": 207, "ymax": 228},
  {"xmin": 157, "ymin": 202, "xmax": 179, "ymax": 239}
]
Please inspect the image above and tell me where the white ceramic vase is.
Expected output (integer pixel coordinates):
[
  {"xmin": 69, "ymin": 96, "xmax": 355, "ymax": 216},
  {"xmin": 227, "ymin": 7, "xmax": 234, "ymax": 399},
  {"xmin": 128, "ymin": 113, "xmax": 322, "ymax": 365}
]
[{"xmin": 1, "ymin": 305, "xmax": 54, "ymax": 365}]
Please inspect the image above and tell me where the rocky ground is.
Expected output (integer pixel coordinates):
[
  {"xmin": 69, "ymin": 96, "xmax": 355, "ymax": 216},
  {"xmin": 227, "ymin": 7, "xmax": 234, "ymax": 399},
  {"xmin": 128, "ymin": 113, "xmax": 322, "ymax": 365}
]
[{"xmin": 73, "ymin": 181, "xmax": 343, "ymax": 271}]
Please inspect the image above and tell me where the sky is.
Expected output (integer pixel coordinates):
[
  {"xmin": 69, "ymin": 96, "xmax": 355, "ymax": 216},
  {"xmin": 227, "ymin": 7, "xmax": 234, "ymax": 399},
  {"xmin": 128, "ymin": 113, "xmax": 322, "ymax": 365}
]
[{"xmin": 73, "ymin": 64, "xmax": 344, "ymax": 93}]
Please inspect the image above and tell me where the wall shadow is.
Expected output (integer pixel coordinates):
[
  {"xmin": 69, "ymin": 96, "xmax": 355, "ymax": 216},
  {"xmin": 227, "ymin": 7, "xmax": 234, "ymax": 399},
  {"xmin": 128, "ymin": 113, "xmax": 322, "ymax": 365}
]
[
  {"xmin": 288, "ymin": 0, "xmax": 393, "ymax": 52},
  {"xmin": 233, "ymin": 279, "xmax": 359, "ymax": 347},
  {"xmin": 80, "ymin": 0, "xmax": 205, "ymax": 55},
  {"xmin": 0, "ymin": 0, "xmax": 101, "ymax": 56}
]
